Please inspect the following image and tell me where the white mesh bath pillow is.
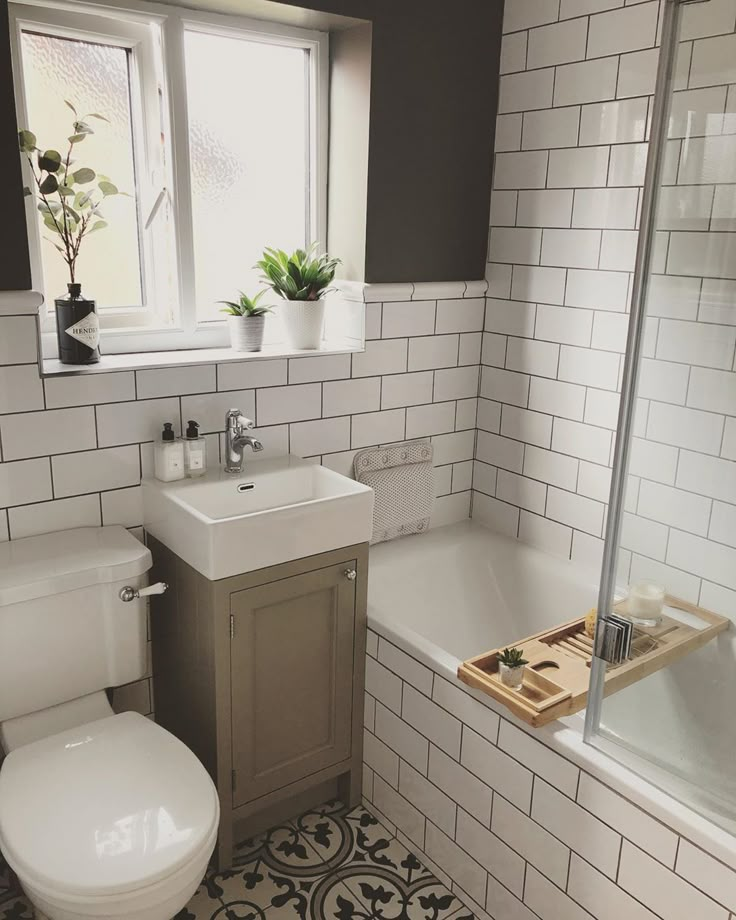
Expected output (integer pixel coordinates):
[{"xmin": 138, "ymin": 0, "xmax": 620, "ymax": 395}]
[{"xmin": 353, "ymin": 441, "xmax": 434, "ymax": 544}]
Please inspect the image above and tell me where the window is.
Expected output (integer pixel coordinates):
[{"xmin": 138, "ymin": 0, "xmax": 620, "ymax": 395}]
[
  {"xmin": 9, "ymin": 0, "xmax": 327, "ymax": 354},
  {"xmin": 21, "ymin": 31, "xmax": 144, "ymax": 311},
  {"xmin": 185, "ymin": 30, "xmax": 312, "ymax": 323}
]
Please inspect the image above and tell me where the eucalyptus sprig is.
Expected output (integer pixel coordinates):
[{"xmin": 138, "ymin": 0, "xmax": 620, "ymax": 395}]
[
  {"xmin": 18, "ymin": 101, "xmax": 128, "ymax": 285},
  {"xmin": 219, "ymin": 290, "xmax": 273, "ymax": 317},
  {"xmin": 256, "ymin": 243, "xmax": 340, "ymax": 302}
]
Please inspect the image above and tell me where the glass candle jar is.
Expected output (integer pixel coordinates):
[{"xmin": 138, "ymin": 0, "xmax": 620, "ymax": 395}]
[{"xmin": 627, "ymin": 580, "xmax": 665, "ymax": 627}]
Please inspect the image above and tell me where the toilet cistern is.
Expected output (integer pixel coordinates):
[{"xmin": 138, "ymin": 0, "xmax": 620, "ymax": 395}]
[{"xmin": 224, "ymin": 408, "xmax": 263, "ymax": 474}]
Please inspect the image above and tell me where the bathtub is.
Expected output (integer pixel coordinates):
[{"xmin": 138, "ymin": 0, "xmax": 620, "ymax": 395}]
[
  {"xmin": 365, "ymin": 519, "xmax": 736, "ymax": 908},
  {"xmin": 368, "ymin": 518, "xmax": 601, "ymax": 673}
]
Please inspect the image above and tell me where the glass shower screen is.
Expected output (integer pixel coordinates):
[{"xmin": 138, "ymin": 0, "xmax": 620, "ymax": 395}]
[{"xmin": 584, "ymin": 0, "xmax": 736, "ymax": 835}]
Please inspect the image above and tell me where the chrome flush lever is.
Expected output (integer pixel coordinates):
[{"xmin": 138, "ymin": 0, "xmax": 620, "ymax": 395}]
[{"xmin": 119, "ymin": 582, "xmax": 168, "ymax": 602}]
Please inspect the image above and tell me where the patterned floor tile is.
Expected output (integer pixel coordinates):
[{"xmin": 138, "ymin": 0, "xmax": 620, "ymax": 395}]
[
  {"xmin": 291, "ymin": 799, "xmax": 393, "ymax": 869},
  {"xmin": 211, "ymin": 820, "xmax": 335, "ymax": 918},
  {"xmin": 0, "ymin": 854, "xmax": 21, "ymax": 909},
  {"xmin": 174, "ymin": 881, "xmax": 222, "ymax": 920},
  {"xmin": 0, "ymin": 899, "xmax": 33, "ymax": 920},
  {"xmin": 290, "ymin": 801, "xmax": 467, "ymax": 920},
  {"xmin": 0, "ymin": 801, "xmax": 469, "ymax": 920}
]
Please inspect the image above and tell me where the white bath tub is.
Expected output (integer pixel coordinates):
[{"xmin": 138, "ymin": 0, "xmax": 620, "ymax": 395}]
[
  {"xmin": 367, "ymin": 520, "xmax": 736, "ymax": 864},
  {"xmin": 368, "ymin": 519, "xmax": 600, "ymax": 672}
]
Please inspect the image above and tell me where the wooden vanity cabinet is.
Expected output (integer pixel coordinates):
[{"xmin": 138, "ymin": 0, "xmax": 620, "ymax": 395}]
[{"xmin": 147, "ymin": 536, "xmax": 368, "ymax": 868}]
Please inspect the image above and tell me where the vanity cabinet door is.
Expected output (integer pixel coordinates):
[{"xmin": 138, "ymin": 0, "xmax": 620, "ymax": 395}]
[{"xmin": 229, "ymin": 560, "xmax": 357, "ymax": 807}]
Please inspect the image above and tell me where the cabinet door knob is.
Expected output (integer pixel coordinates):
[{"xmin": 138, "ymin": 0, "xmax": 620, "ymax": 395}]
[{"xmin": 344, "ymin": 569, "xmax": 357, "ymax": 581}]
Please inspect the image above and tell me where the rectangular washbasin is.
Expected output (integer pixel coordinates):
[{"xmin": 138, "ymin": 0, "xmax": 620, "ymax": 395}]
[{"xmin": 142, "ymin": 455, "xmax": 374, "ymax": 580}]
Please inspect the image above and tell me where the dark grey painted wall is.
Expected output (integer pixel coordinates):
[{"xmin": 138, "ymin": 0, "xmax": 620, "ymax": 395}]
[
  {"xmin": 1, "ymin": 4, "xmax": 32, "ymax": 291},
  {"xmin": 326, "ymin": 21, "xmax": 371, "ymax": 282},
  {"xmin": 276, "ymin": 0, "xmax": 504, "ymax": 283},
  {"xmin": 0, "ymin": 0, "xmax": 503, "ymax": 291}
]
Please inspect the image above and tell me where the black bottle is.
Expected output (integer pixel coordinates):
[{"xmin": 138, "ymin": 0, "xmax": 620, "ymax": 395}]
[{"xmin": 54, "ymin": 282, "xmax": 100, "ymax": 365}]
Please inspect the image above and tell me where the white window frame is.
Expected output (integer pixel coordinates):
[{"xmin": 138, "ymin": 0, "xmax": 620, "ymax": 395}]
[{"xmin": 10, "ymin": 0, "xmax": 329, "ymax": 356}]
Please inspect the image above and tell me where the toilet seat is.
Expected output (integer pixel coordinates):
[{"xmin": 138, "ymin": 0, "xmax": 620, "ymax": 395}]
[{"xmin": 0, "ymin": 712, "xmax": 219, "ymax": 901}]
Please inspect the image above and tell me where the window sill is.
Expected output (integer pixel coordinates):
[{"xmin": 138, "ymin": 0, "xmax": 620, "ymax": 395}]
[
  {"xmin": 41, "ymin": 338, "xmax": 363, "ymax": 378},
  {"xmin": 11, "ymin": 281, "xmax": 367, "ymax": 377}
]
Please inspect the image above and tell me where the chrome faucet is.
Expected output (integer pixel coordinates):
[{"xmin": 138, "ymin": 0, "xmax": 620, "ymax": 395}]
[{"xmin": 224, "ymin": 409, "xmax": 263, "ymax": 474}]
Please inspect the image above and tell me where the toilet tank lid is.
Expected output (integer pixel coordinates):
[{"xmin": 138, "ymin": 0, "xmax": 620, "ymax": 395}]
[{"xmin": 0, "ymin": 526, "xmax": 152, "ymax": 607}]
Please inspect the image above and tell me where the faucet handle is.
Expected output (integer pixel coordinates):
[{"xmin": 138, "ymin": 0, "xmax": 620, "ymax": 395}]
[{"xmin": 226, "ymin": 409, "xmax": 255, "ymax": 430}]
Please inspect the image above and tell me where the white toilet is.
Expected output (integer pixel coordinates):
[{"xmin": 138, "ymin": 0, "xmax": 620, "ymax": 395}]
[{"xmin": 0, "ymin": 526, "xmax": 220, "ymax": 920}]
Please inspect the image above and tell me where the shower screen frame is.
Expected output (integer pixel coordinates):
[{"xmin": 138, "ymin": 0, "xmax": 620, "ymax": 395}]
[{"xmin": 583, "ymin": 0, "xmax": 689, "ymax": 743}]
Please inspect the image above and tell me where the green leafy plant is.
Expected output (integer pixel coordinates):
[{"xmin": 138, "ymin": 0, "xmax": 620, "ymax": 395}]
[
  {"xmin": 219, "ymin": 290, "xmax": 273, "ymax": 317},
  {"xmin": 256, "ymin": 243, "xmax": 340, "ymax": 302},
  {"xmin": 18, "ymin": 102, "xmax": 128, "ymax": 285},
  {"xmin": 497, "ymin": 646, "xmax": 528, "ymax": 668}
]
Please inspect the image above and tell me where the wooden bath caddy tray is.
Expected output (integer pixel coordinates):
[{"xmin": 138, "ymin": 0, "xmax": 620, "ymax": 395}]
[{"xmin": 457, "ymin": 596, "xmax": 729, "ymax": 727}]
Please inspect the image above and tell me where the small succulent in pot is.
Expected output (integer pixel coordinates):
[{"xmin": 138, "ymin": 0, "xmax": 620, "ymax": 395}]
[
  {"xmin": 497, "ymin": 646, "xmax": 529, "ymax": 690},
  {"xmin": 220, "ymin": 290, "xmax": 273, "ymax": 352},
  {"xmin": 256, "ymin": 244, "xmax": 341, "ymax": 350}
]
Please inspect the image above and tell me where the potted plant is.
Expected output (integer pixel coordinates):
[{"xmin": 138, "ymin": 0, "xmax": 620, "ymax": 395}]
[
  {"xmin": 18, "ymin": 103, "xmax": 128, "ymax": 365},
  {"xmin": 497, "ymin": 647, "xmax": 528, "ymax": 690},
  {"xmin": 256, "ymin": 244, "xmax": 340, "ymax": 350},
  {"xmin": 219, "ymin": 290, "xmax": 273, "ymax": 352}
]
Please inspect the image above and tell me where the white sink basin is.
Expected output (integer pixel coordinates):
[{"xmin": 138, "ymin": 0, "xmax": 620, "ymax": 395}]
[{"xmin": 142, "ymin": 456, "xmax": 374, "ymax": 580}]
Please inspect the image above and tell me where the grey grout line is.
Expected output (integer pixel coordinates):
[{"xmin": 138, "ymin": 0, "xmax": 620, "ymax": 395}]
[{"xmin": 413, "ymin": 779, "xmax": 646, "ymax": 920}]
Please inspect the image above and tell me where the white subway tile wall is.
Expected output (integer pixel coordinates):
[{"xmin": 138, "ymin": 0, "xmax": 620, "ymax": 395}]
[
  {"xmin": 363, "ymin": 629, "xmax": 736, "ymax": 920},
  {"xmin": 0, "ymin": 282, "xmax": 487, "ymax": 715},
  {"xmin": 480, "ymin": 0, "xmax": 736, "ymax": 623}
]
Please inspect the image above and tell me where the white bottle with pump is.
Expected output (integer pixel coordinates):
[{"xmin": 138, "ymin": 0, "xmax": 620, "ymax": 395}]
[
  {"xmin": 154, "ymin": 422, "xmax": 185, "ymax": 482},
  {"xmin": 183, "ymin": 419, "xmax": 207, "ymax": 478}
]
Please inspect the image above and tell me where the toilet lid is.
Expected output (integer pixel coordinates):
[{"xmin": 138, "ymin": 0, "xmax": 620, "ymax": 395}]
[{"xmin": 0, "ymin": 712, "xmax": 219, "ymax": 898}]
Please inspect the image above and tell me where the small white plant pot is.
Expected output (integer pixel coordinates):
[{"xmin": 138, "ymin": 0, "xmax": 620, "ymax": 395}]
[
  {"xmin": 228, "ymin": 314, "xmax": 266, "ymax": 352},
  {"xmin": 498, "ymin": 662, "xmax": 526, "ymax": 691},
  {"xmin": 279, "ymin": 298, "xmax": 326, "ymax": 350}
]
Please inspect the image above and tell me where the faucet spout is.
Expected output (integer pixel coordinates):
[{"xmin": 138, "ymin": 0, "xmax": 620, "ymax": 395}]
[{"xmin": 237, "ymin": 435, "xmax": 263, "ymax": 453}]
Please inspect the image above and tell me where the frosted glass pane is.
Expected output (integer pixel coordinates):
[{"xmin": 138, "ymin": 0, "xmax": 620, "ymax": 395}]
[
  {"xmin": 185, "ymin": 31, "xmax": 308, "ymax": 322},
  {"xmin": 21, "ymin": 31, "xmax": 143, "ymax": 308}
]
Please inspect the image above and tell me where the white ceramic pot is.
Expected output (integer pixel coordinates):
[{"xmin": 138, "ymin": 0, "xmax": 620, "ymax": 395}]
[
  {"xmin": 498, "ymin": 662, "xmax": 526, "ymax": 690},
  {"xmin": 228, "ymin": 314, "xmax": 266, "ymax": 352},
  {"xmin": 279, "ymin": 298, "xmax": 326, "ymax": 350}
]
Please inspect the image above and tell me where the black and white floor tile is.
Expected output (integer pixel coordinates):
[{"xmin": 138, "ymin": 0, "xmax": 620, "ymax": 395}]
[{"xmin": 0, "ymin": 801, "xmax": 473, "ymax": 920}]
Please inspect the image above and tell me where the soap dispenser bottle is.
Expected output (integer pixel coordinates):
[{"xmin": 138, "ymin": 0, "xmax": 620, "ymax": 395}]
[
  {"xmin": 154, "ymin": 422, "xmax": 185, "ymax": 482},
  {"xmin": 183, "ymin": 419, "xmax": 207, "ymax": 478}
]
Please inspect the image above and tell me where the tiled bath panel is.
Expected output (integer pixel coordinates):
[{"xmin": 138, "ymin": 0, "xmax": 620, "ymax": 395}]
[
  {"xmin": 0, "ymin": 280, "xmax": 486, "ymax": 716},
  {"xmin": 478, "ymin": 0, "xmax": 736, "ymax": 619},
  {"xmin": 363, "ymin": 630, "xmax": 736, "ymax": 920},
  {"xmin": 0, "ymin": 801, "xmax": 472, "ymax": 920}
]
